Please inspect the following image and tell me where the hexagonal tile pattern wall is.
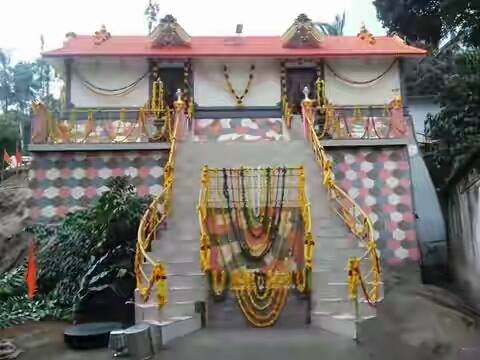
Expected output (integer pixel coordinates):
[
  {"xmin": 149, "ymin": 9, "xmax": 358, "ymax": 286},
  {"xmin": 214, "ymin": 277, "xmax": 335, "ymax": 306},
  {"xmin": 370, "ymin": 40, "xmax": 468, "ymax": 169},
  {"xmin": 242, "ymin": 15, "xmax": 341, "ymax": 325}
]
[
  {"xmin": 28, "ymin": 150, "xmax": 168, "ymax": 222},
  {"xmin": 194, "ymin": 118, "xmax": 284, "ymax": 142},
  {"xmin": 330, "ymin": 146, "xmax": 419, "ymax": 265}
]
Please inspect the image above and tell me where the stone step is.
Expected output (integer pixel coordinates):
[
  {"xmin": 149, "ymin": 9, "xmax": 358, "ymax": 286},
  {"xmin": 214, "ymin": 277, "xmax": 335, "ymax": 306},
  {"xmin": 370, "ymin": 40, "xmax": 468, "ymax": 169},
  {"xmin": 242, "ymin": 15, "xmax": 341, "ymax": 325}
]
[
  {"xmin": 312, "ymin": 298, "xmax": 377, "ymax": 318},
  {"xmin": 310, "ymin": 313, "xmax": 357, "ymax": 339},
  {"xmin": 315, "ymin": 235, "xmax": 359, "ymax": 249},
  {"xmin": 311, "ymin": 269, "xmax": 348, "ymax": 283},
  {"xmin": 312, "ymin": 255, "xmax": 359, "ymax": 271},
  {"xmin": 146, "ymin": 315, "xmax": 202, "ymax": 349},
  {"xmin": 168, "ymin": 273, "xmax": 206, "ymax": 289},
  {"xmin": 312, "ymin": 282, "xmax": 350, "ymax": 300},
  {"xmin": 315, "ymin": 217, "xmax": 352, "ymax": 231},
  {"xmin": 311, "ymin": 271, "xmax": 385, "ymax": 301},
  {"xmin": 166, "ymin": 260, "xmax": 201, "ymax": 275},
  {"xmin": 151, "ymin": 239, "xmax": 198, "ymax": 256},
  {"xmin": 157, "ymin": 226, "xmax": 200, "ymax": 242},
  {"xmin": 150, "ymin": 248, "xmax": 199, "ymax": 263},
  {"xmin": 135, "ymin": 287, "xmax": 206, "ymax": 306},
  {"xmin": 207, "ymin": 291, "xmax": 309, "ymax": 329},
  {"xmin": 142, "ymin": 260, "xmax": 201, "ymax": 276},
  {"xmin": 315, "ymin": 247, "xmax": 366, "ymax": 260},
  {"xmin": 136, "ymin": 302, "xmax": 197, "ymax": 323}
]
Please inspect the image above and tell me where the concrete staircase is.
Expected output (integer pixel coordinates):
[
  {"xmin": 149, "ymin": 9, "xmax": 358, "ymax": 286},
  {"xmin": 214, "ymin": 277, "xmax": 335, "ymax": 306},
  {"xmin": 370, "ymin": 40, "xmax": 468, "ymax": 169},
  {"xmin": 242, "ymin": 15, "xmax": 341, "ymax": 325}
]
[{"xmin": 135, "ymin": 115, "xmax": 379, "ymax": 338}]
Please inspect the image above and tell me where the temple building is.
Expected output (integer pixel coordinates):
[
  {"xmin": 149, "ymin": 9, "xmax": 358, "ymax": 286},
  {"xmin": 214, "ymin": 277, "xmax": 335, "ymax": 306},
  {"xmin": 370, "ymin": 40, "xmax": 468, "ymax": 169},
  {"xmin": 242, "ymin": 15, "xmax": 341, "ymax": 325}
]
[{"xmin": 29, "ymin": 14, "xmax": 445, "ymax": 340}]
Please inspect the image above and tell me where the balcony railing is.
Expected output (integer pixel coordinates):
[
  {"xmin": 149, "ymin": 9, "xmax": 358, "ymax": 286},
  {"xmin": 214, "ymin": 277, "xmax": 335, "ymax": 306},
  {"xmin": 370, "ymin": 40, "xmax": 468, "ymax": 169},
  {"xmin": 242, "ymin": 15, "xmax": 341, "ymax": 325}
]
[
  {"xmin": 314, "ymin": 104, "xmax": 411, "ymax": 140},
  {"xmin": 31, "ymin": 104, "xmax": 172, "ymax": 144}
]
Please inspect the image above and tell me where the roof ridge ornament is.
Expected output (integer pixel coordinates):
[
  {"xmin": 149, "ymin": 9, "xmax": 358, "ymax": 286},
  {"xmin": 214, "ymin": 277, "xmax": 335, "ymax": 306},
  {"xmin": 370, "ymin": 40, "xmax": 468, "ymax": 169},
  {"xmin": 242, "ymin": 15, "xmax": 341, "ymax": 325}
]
[
  {"xmin": 281, "ymin": 14, "xmax": 324, "ymax": 48},
  {"xmin": 357, "ymin": 22, "xmax": 376, "ymax": 45},
  {"xmin": 150, "ymin": 14, "xmax": 191, "ymax": 48},
  {"xmin": 94, "ymin": 25, "xmax": 111, "ymax": 45}
]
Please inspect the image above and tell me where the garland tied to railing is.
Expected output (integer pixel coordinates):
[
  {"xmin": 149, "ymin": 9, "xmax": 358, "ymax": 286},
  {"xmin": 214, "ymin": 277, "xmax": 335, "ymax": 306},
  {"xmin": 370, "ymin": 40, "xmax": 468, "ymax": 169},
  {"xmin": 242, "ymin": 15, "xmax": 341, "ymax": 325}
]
[
  {"xmin": 314, "ymin": 79, "xmax": 407, "ymax": 140},
  {"xmin": 301, "ymin": 99, "xmax": 381, "ymax": 307},
  {"xmin": 223, "ymin": 64, "xmax": 255, "ymax": 106},
  {"xmin": 135, "ymin": 97, "xmax": 187, "ymax": 308}
]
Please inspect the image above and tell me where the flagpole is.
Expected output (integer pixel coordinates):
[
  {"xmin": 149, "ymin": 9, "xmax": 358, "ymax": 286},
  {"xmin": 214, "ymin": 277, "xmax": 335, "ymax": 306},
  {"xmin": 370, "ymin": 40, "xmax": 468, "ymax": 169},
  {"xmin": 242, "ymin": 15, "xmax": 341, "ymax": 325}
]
[
  {"xmin": 15, "ymin": 141, "xmax": 19, "ymax": 176},
  {"xmin": 1, "ymin": 151, "xmax": 4, "ymax": 183}
]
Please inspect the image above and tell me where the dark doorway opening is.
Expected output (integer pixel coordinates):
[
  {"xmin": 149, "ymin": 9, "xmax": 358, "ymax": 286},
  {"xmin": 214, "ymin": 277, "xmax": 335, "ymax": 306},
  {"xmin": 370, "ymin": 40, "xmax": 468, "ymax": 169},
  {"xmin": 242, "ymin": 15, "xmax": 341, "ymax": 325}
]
[
  {"xmin": 158, "ymin": 67, "xmax": 184, "ymax": 106},
  {"xmin": 286, "ymin": 68, "xmax": 317, "ymax": 114}
]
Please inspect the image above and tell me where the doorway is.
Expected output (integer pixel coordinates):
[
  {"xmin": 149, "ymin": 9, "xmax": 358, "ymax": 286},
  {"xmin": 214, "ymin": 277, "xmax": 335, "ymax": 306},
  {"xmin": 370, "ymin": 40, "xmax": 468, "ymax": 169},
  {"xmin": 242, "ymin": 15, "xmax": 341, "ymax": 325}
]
[
  {"xmin": 158, "ymin": 67, "xmax": 184, "ymax": 106},
  {"xmin": 286, "ymin": 68, "xmax": 317, "ymax": 114}
]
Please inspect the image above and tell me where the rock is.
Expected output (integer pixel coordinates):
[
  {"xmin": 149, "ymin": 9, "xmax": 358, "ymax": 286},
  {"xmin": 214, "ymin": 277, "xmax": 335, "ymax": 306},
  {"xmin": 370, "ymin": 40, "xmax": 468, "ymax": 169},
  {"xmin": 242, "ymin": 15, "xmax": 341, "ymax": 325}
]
[{"xmin": 0, "ymin": 172, "xmax": 30, "ymax": 273}]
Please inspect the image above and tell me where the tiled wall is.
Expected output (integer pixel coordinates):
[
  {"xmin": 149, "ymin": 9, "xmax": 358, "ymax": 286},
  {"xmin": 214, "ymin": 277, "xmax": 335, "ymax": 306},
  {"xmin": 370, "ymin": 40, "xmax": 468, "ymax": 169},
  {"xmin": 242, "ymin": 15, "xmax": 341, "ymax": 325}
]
[
  {"xmin": 28, "ymin": 150, "xmax": 167, "ymax": 222},
  {"xmin": 330, "ymin": 146, "xmax": 419, "ymax": 265},
  {"xmin": 194, "ymin": 118, "xmax": 284, "ymax": 142}
]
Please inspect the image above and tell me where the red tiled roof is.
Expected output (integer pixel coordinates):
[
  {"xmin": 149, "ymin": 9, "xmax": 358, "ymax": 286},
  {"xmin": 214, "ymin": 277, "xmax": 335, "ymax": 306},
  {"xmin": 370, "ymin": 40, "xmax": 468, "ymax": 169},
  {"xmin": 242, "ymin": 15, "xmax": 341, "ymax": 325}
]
[{"xmin": 43, "ymin": 35, "xmax": 426, "ymax": 58}]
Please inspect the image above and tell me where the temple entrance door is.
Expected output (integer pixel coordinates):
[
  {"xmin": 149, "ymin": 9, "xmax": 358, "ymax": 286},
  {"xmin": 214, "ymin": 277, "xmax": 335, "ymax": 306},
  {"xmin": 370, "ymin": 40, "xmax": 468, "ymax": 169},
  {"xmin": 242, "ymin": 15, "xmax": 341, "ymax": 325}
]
[
  {"xmin": 286, "ymin": 68, "xmax": 317, "ymax": 114},
  {"xmin": 158, "ymin": 68, "xmax": 184, "ymax": 106}
]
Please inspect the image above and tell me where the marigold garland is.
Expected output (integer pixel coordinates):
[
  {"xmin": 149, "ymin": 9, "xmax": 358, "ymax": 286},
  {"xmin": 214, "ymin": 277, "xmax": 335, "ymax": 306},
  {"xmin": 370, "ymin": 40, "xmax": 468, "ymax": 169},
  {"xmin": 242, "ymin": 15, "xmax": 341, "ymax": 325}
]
[
  {"xmin": 209, "ymin": 270, "xmax": 228, "ymax": 299},
  {"xmin": 231, "ymin": 270, "xmax": 290, "ymax": 327},
  {"xmin": 223, "ymin": 64, "xmax": 255, "ymax": 106}
]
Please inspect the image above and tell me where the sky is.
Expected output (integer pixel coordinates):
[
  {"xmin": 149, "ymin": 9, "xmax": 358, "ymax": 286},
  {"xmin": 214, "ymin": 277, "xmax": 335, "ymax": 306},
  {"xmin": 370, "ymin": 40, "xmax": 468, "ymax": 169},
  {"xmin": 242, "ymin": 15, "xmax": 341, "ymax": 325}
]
[{"xmin": 0, "ymin": 0, "xmax": 385, "ymax": 62}]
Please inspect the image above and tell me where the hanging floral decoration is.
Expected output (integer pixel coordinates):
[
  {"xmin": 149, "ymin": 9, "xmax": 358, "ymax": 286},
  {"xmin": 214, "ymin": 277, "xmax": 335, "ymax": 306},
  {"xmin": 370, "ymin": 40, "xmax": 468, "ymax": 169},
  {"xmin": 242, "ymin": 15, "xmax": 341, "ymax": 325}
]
[
  {"xmin": 208, "ymin": 270, "xmax": 228, "ymax": 301},
  {"xmin": 183, "ymin": 60, "xmax": 192, "ymax": 99},
  {"xmin": 280, "ymin": 61, "xmax": 288, "ymax": 97},
  {"xmin": 220, "ymin": 167, "xmax": 287, "ymax": 260},
  {"xmin": 198, "ymin": 166, "xmax": 315, "ymax": 327},
  {"xmin": 325, "ymin": 60, "xmax": 397, "ymax": 87},
  {"xmin": 232, "ymin": 270, "xmax": 290, "ymax": 327},
  {"xmin": 223, "ymin": 64, "xmax": 255, "ymax": 106},
  {"xmin": 73, "ymin": 66, "xmax": 149, "ymax": 97}
]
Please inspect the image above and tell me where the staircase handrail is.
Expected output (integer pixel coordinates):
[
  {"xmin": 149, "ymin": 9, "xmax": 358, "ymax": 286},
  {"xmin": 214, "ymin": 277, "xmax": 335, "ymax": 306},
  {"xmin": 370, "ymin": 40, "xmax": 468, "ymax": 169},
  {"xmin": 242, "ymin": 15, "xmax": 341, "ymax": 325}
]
[
  {"xmin": 301, "ymin": 99, "xmax": 381, "ymax": 305},
  {"xmin": 135, "ymin": 98, "xmax": 186, "ymax": 305}
]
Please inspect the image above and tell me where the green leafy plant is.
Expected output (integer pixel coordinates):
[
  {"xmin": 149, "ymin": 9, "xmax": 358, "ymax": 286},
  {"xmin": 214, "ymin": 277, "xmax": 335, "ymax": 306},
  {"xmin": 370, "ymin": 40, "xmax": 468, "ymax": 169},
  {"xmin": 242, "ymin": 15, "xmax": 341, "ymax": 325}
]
[
  {"xmin": 0, "ymin": 176, "xmax": 152, "ymax": 328},
  {"xmin": 0, "ymin": 265, "xmax": 25, "ymax": 300},
  {"xmin": 0, "ymin": 295, "xmax": 70, "ymax": 329}
]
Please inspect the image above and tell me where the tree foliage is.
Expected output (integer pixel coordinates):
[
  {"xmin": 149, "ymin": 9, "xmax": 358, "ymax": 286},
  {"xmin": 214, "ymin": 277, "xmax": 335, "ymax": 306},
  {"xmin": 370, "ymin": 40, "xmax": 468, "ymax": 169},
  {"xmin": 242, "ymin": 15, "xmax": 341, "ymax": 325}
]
[
  {"xmin": 315, "ymin": 12, "xmax": 346, "ymax": 36},
  {"xmin": 0, "ymin": 48, "xmax": 58, "ymax": 153},
  {"xmin": 426, "ymin": 51, "xmax": 480, "ymax": 167},
  {"xmin": 0, "ymin": 176, "xmax": 152, "ymax": 328},
  {"xmin": 373, "ymin": 0, "xmax": 480, "ymax": 49}
]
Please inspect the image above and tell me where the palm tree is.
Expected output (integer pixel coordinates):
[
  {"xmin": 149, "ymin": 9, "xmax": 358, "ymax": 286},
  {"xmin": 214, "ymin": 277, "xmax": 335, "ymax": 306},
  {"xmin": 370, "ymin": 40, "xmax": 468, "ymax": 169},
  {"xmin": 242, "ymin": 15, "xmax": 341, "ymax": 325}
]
[{"xmin": 315, "ymin": 12, "xmax": 346, "ymax": 36}]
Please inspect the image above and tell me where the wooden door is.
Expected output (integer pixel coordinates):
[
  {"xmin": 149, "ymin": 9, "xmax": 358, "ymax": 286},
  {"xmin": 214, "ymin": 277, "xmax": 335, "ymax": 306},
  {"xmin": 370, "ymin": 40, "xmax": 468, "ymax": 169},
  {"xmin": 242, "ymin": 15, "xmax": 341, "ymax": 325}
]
[{"xmin": 286, "ymin": 68, "xmax": 317, "ymax": 113}]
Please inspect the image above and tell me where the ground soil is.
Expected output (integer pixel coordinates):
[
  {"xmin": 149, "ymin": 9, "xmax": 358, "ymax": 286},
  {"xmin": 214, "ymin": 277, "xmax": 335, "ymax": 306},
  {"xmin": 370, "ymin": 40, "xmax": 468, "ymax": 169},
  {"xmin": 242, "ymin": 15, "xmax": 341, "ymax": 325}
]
[
  {"xmin": 1, "ymin": 276, "xmax": 479, "ymax": 360},
  {"xmin": 0, "ymin": 171, "xmax": 30, "ymax": 273}
]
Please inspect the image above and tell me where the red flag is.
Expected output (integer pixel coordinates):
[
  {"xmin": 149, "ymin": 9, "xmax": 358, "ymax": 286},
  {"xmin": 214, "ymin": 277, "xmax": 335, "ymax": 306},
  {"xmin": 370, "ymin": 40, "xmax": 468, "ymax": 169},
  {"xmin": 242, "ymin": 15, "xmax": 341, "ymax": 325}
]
[
  {"xmin": 3, "ymin": 149, "xmax": 11, "ymax": 164},
  {"xmin": 15, "ymin": 148, "xmax": 22, "ymax": 168},
  {"xmin": 25, "ymin": 240, "xmax": 37, "ymax": 299}
]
